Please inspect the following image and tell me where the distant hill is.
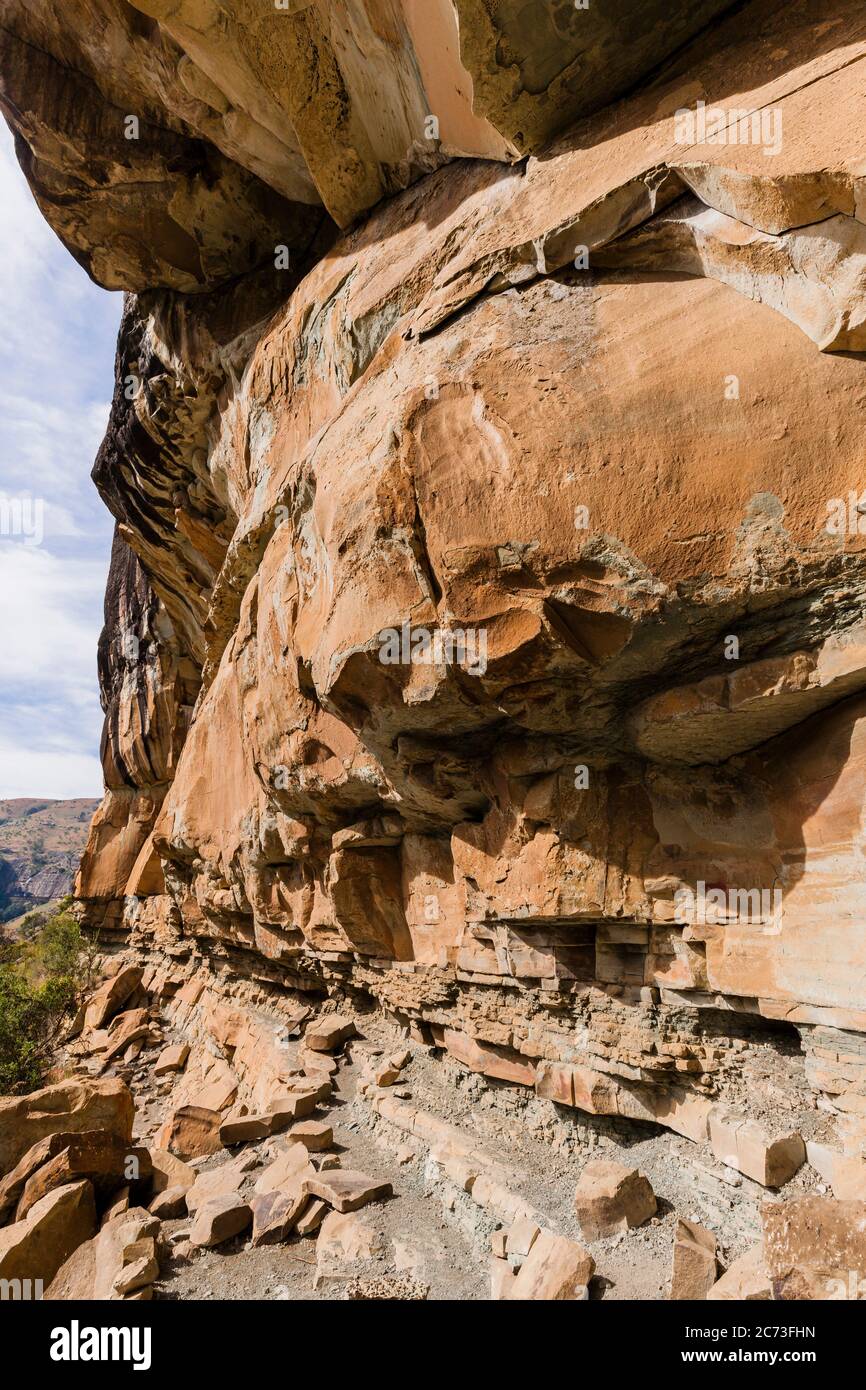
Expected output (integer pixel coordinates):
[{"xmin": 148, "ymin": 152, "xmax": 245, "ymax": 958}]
[{"xmin": 0, "ymin": 799, "xmax": 99, "ymax": 922}]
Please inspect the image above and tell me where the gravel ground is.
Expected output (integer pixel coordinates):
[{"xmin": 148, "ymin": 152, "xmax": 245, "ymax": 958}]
[{"xmin": 118, "ymin": 1012, "xmax": 825, "ymax": 1302}]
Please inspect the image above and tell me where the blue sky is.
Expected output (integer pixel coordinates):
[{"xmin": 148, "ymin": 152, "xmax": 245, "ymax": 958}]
[{"xmin": 0, "ymin": 123, "xmax": 121, "ymax": 799}]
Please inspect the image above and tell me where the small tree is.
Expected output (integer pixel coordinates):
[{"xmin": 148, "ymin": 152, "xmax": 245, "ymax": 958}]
[
  {"xmin": 0, "ymin": 906, "xmax": 93, "ymax": 1095},
  {"xmin": 35, "ymin": 912, "xmax": 83, "ymax": 978}
]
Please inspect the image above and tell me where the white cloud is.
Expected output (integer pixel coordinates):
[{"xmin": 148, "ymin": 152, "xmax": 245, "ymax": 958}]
[
  {"xmin": 0, "ymin": 122, "xmax": 121, "ymax": 801},
  {"xmin": 0, "ymin": 734, "xmax": 103, "ymax": 800},
  {"xmin": 0, "ymin": 545, "xmax": 106, "ymax": 689}
]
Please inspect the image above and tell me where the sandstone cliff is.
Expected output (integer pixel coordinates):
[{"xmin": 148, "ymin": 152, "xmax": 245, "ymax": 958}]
[{"xmin": 4, "ymin": 0, "xmax": 866, "ymax": 1266}]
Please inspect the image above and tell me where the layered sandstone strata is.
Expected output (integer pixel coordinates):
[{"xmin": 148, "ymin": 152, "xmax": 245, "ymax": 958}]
[{"xmin": 4, "ymin": 0, "xmax": 866, "ymax": 1199}]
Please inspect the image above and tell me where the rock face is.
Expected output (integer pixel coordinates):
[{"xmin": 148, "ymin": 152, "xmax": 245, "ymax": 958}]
[{"xmin": 5, "ymin": 0, "xmax": 866, "ymax": 1229}]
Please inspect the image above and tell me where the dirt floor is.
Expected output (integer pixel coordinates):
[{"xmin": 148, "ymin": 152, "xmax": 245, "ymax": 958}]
[{"xmin": 112, "ymin": 1012, "xmax": 826, "ymax": 1302}]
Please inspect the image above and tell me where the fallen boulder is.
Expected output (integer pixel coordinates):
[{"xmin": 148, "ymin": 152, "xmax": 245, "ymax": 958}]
[
  {"xmin": 372, "ymin": 1062, "xmax": 402, "ymax": 1087},
  {"xmin": 83, "ymin": 967, "xmax": 143, "ymax": 1031},
  {"xmin": 16, "ymin": 1131, "xmax": 152, "ymax": 1220},
  {"xmin": 186, "ymin": 1155, "xmax": 250, "ymax": 1216},
  {"xmin": 267, "ymin": 1090, "xmax": 322, "ymax": 1131},
  {"xmin": 154, "ymin": 1043, "xmax": 190, "ymax": 1076},
  {"xmin": 710, "ymin": 1111, "xmax": 805, "ymax": 1188},
  {"xmin": 219, "ymin": 1110, "xmax": 272, "ymax": 1145},
  {"xmin": 296, "ymin": 1199, "xmax": 328, "ymax": 1237},
  {"xmin": 286, "ymin": 1121, "xmax": 333, "ymax": 1152},
  {"xmin": 154, "ymin": 1105, "xmax": 223, "ymax": 1161},
  {"xmin": 148, "ymin": 1147, "xmax": 196, "ymax": 1195},
  {"xmin": 0, "ymin": 1134, "xmax": 71, "ymax": 1225},
  {"xmin": 573, "ymin": 1160, "xmax": 657, "ymax": 1240},
  {"xmin": 149, "ymin": 1186, "xmax": 187, "ymax": 1220},
  {"xmin": 250, "ymin": 1186, "xmax": 309, "ymax": 1246},
  {"xmin": 0, "ymin": 1179, "xmax": 96, "ymax": 1287},
  {"xmin": 670, "ymin": 1218, "xmax": 719, "ymax": 1300},
  {"xmin": 47, "ymin": 1208, "xmax": 161, "ymax": 1300},
  {"xmin": 507, "ymin": 1230, "xmax": 594, "ymax": 1300},
  {"xmin": 189, "ymin": 1194, "xmax": 251, "ymax": 1248},
  {"xmin": 254, "ymin": 1145, "xmax": 314, "ymax": 1196},
  {"xmin": 101, "ymin": 1008, "xmax": 152, "ymax": 1064},
  {"xmin": 302, "ymin": 1170, "xmax": 392, "ymax": 1214},
  {"xmin": 305, "ymin": 1014, "xmax": 356, "ymax": 1053},
  {"xmin": 762, "ymin": 1196, "xmax": 866, "ymax": 1300},
  {"xmin": 506, "ymin": 1219, "xmax": 541, "ymax": 1262},
  {"xmin": 0, "ymin": 1078, "xmax": 134, "ymax": 1176}
]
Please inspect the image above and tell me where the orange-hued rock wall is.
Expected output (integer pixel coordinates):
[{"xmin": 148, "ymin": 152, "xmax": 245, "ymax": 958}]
[{"xmin": 5, "ymin": 0, "xmax": 866, "ymax": 1188}]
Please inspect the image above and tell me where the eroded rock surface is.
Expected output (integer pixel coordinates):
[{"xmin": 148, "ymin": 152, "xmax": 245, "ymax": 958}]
[{"xmin": 4, "ymin": 0, "xmax": 866, "ymax": 1296}]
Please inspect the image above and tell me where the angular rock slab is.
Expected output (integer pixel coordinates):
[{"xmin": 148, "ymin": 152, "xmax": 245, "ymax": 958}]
[
  {"xmin": 250, "ymin": 1187, "xmax": 309, "ymax": 1247},
  {"xmin": 670, "ymin": 1218, "xmax": 718, "ymax": 1300},
  {"xmin": 0, "ymin": 1079, "xmax": 134, "ymax": 1176},
  {"xmin": 156, "ymin": 1105, "xmax": 223, "ymax": 1161},
  {"xmin": 0, "ymin": 1179, "xmax": 96, "ymax": 1287},
  {"xmin": 304, "ymin": 1015, "xmax": 356, "ymax": 1053},
  {"xmin": 507, "ymin": 1230, "xmax": 594, "ymax": 1301},
  {"xmin": 302, "ymin": 1170, "xmax": 392, "ymax": 1214},
  {"xmin": 573, "ymin": 1161, "xmax": 658, "ymax": 1241},
  {"xmin": 189, "ymin": 1194, "xmax": 251, "ymax": 1249}
]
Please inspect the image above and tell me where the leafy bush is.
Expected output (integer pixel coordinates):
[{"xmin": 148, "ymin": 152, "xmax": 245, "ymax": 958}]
[
  {"xmin": 0, "ymin": 906, "xmax": 93, "ymax": 1095},
  {"xmin": 32, "ymin": 912, "xmax": 82, "ymax": 979},
  {"xmin": 0, "ymin": 969, "xmax": 77, "ymax": 1094}
]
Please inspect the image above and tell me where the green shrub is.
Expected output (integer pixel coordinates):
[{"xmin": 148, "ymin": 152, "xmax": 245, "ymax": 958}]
[
  {"xmin": 33, "ymin": 912, "xmax": 83, "ymax": 979},
  {"xmin": 0, "ymin": 907, "xmax": 92, "ymax": 1095},
  {"xmin": 0, "ymin": 968, "xmax": 77, "ymax": 1094}
]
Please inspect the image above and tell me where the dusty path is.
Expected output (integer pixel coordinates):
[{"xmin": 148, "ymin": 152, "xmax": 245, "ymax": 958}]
[{"xmin": 109, "ymin": 1012, "xmax": 822, "ymax": 1301}]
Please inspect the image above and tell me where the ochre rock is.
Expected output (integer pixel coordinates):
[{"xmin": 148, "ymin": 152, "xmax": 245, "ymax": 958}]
[
  {"xmin": 573, "ymin": 1161, "xmax": 657, "ymax": 1241},
  {"xmin": 301, "ymin": 1170, "xmax": 393, "ymax": 1215},
  {"xmin": 15, "ymin": 1132, "xmax": 152, "ymax": 1221},
  {"xmin": 154, "ymin": 1105, "xmax": 223, "ymax": 1161},
  {"xmin": 5, "ymin": 0, "xmax": 866, "ymax": 1250},
  {"xmin": 83, "ymin": 966, "xmax": 143, "ymax": 1030},
  {"xmin": 46, "ymin": 1207, "xmax": 161, "ymax": 1301},
  {"xmin": 0, "ymin": 1080, "xmax": 134, "ymax": 1178},
  {"xmin": 148, "ymin": 1147, "xmax": 196, "ymax": 1196},
  {"xmin": 249, "ymin": 1186, "xmax": 308, "ymax": 1247},
  {"xmin": 670, "ymin": 1219, "xmax": 719, "ymax": 1301},
  {"xmin": 154, "ymin": 1043, "xmax": 190, "ymax": 1075},
  {"xmin": 189, "ymin": 1193, "xmax": 251, "ymax": 1248},
  {"xmin": 762, "ymin": 1197, "xmax": 866, "ymax": 1301},
  {"xmin": 186, "ymin": 1154, "xmax": 249, "ymax": 1216},
  {"xmin": 507, "ymin": 1230, "xmax": 595, "ymax": 1301},
  {"xmin": 0, "ymin": 1181, "xmax": 97, "ymax": 1288},
  {"xmin": 707, "ymin": 1245, "xmax": 772, "ymax": 1302},
  {"xmin": 304, "ymin": 1014, "xmax": 356, "ymax": 1053}
]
